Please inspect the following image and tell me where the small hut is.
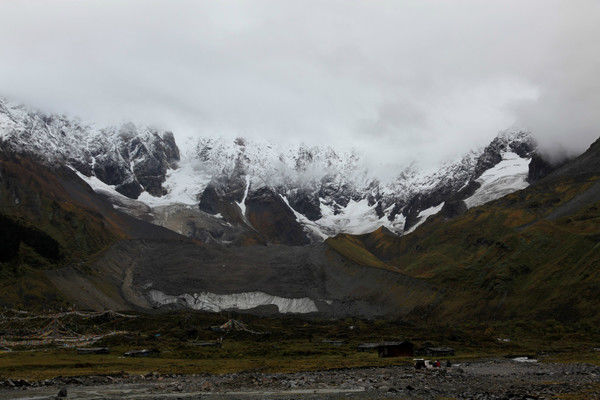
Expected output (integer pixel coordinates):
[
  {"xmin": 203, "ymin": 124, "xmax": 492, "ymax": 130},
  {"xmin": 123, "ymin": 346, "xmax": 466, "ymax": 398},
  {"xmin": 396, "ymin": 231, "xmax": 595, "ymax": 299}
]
[
  {"xmin": 357, "ymin": 341, "xmax": 414, "ymax": 357},
  {"xmin": 376, "ymin": 341, "xmax": 414, "ymax": 357}
]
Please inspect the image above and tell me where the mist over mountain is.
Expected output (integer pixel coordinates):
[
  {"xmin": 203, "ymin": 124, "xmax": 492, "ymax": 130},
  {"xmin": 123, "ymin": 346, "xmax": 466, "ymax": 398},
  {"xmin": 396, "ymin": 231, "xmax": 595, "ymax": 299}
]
[
  {"xmin": 0, "ymin": 97, "xmax": 540, "ymax": 244},
  {"xmin": 1, "ymin": 1, "xmax": 598, "ymax": 169},
  {"xmin": 2, "ymin": 0, "xmax": 598, "ymax": 317}
]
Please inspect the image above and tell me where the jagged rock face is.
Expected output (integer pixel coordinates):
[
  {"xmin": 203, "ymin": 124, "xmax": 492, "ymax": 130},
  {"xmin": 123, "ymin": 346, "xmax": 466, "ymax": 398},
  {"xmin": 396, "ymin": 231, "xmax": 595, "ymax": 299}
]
[
  {"xmin": 0, "ymin": 99, "xmax": 179, "ymax": 199},
  {"xmin": 129, "ymin": 131, "xmax": 179, "ymax": 196},
  {"xmin": 400, "ymin": 130, "xmax": 536, "ymax": 231},
  {"xmin": 440, "ymin": 200, "xmax": 468, "ymax": 219},
  {"xmin": 286, "ymin": 188, "xmax": 322, "ymax": 221},
  {"xmin": 198, "ymin": 175, "xmax": 246, "ymax": 218},
  {"xmin": 454, "ymin": 181, "xmax": 481, "ymax": 201},
  {"xmin": 0, "ymin": 98, "xmax": 541, "ymax": 242},
  {"xmin": 245, "ymin": 187, "xmax": 310, "ymax": 246},
  {"xmin": 472, "ymin": 131, "xmax": 536, "ymax": 178},
  {"xmin": 527, "ymin": 153, "xmax": 572, "ymax": 183},
  {"xmin": 527, "ymin": 154, "xmax": 556, "ymax": 183}
]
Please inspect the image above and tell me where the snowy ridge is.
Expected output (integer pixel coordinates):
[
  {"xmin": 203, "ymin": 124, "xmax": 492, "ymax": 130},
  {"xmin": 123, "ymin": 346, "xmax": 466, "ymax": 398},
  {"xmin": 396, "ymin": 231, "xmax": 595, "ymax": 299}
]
[
  {"xmin": 281, "ymin": 195, "xmax": 406, "ymax": 239},
  {"xmin": 0, "ymin": 97, "xmax": 536, "ymax": 239},
  {"xmin": 0, "ymin": 97, "xmax": 179, "ymax": 199}
]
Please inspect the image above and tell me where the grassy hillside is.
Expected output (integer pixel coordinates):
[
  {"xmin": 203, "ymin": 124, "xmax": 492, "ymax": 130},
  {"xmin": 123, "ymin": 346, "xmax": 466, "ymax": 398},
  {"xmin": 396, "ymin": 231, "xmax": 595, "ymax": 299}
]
[
  {"xmin": 327, "ymin": 139, "xmax": 600, "ymax": 324},
  {"xmin": 0, "ymin": 150, "xmax": 125, "ymax": 308}
]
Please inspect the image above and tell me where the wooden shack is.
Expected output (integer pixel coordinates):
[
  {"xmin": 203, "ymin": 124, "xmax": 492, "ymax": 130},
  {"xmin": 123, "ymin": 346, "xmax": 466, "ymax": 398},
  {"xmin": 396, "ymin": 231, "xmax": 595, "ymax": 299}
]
[
  {"xmin": 377, "ymin": 341, "xmax": 414, "ymax": 357},
  {"xmin": 357, "ymin": 343, "xmax": 380, "ymax": 352},
  {"xmin": 357, "ymin": 341, "xmax": 414, "ymax": 357}
]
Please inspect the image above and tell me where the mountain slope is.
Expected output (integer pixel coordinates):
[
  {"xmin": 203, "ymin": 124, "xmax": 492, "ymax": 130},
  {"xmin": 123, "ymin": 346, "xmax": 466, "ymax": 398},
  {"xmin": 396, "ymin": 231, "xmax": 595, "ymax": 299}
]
[
  {"xmin": 0, "ymin": 146, "xmax": 190, "ymax": 309},
  {"xmin": 327, "ymin": 137, "xmax": 600, "ymax": 323},
  {"xmin": 3, "ymin": 97, "xmax": 592, "ymax": 320},
  {"xmin": 0, "ymin": 148, "xmax": 437, "ymax": 316},
  {"xmin": 0, "ymin": 99, "xmax": 179, "ymax": 199},
  {"xmin": 0, "ymin": 98, "xmax": 546, "ymax": 245}
]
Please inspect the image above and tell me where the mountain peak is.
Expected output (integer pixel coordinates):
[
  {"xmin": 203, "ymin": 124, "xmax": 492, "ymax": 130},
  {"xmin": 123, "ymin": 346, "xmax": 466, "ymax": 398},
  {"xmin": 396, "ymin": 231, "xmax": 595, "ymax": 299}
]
[{"xmin": 0, "ymin": 98, "xmax": 540, "ymax": 241}]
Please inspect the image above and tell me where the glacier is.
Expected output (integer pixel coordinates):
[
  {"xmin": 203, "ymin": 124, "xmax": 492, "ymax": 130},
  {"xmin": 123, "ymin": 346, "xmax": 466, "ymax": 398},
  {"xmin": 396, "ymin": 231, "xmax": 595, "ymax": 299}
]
[
  {"xmin": 148, "ymin": 290, "xmax": 320, "ymax": 314},
  {"xmin": 465, "ymin": 152, "xmax": 530, "ymax": 209}
]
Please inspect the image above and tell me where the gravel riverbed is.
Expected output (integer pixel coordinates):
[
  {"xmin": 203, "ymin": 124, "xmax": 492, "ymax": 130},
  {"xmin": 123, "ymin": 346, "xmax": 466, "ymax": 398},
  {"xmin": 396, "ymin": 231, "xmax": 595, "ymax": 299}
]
[{"xmin": 1, "ymin": 358, "xmax": 599, "ymax": 399}]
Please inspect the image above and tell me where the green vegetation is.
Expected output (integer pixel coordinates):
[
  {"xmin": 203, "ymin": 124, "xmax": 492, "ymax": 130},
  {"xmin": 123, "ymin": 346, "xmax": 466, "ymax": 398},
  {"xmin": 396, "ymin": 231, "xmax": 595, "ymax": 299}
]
[
  {"xmin": 0, "ymin": 311, "xmax": 599, "ymax": 380},
  {"xmin": 327, "ymin": 175, "xmax": 600, "ymax": 325},
  {"xmin": 326, "ymin": 234, "xmax": 394, "ymax": 271}
]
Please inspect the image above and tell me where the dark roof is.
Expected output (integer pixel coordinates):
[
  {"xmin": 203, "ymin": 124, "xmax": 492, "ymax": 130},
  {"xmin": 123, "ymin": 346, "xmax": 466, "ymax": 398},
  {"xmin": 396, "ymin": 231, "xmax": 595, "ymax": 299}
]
[
  {"xmin": 378, "ymin": 341, "xmax": 412, "ymax": 346},
  {"xmin": 357, "ymin": 343, "xmax": 379, "ymax": 349},
  {"xmin": 425, "ymin": 346, "xmax": 454, "ymax": 351},
  {"xmin": 358, "ymin": 341, "xmax": 412, "ymax": 348}
]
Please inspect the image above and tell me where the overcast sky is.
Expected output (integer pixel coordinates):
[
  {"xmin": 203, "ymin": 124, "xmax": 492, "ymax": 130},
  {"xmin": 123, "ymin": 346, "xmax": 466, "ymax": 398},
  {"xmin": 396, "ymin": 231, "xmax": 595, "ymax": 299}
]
[{"xmin": 0, "ymin": 0, "xmax": 598, "ymax": 169}]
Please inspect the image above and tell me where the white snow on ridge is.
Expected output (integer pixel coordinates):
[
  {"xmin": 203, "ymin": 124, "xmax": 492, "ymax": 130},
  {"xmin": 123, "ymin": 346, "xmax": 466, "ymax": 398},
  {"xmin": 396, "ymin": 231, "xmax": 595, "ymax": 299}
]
[
  {"xmin": 405, "ymin": 202, "xmax": 445, "ymax": 234},
  {"xmin": 148, "ymin": 290, "xmax": 319, "ymax": 314},
  {"xmin": 1, "ymin": 99, "xmax": 537, "ymax": 240},
  {"xmin": 281, "ymin": 196, "xmax": 406, "ymax": 239},
  {"xmin": 465, "ymin": 152, "xmax": 530, "ymax": 209},
  {"xmin": 73, "ymin": 169, "xmax": 127, "ymax": 200},
  {"xmin": 138, "ymin": 160, "xmax": 212, "ymax": 207},
  {"xmin": 280, "ymin": 195, "xmax": 329, "ymax": 240},
  {"xmin": 317, "ymin": 198, "xmax": 405, "ymax": 235}
]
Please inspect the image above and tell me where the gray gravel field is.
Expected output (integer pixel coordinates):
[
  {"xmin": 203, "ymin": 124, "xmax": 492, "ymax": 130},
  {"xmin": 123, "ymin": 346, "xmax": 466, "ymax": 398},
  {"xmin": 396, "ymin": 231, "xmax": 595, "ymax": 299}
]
[{"xmin": 1, "ymin": 358, "xmax": 599, "ymax": 400}]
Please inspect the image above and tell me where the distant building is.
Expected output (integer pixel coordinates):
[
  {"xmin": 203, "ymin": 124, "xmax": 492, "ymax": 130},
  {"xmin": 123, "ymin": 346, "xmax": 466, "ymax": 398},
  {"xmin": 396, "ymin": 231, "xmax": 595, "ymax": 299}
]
[
  {"xmin": 417, "ymin": 346, "xmax": 455, "ymax": 357},
  {"xmin": 357, "ymin": 343, "xmax": 380, "ymax": 352},
  {"xmin": 357, "ymin": 341, "xmax": 414, "ymax": 357}
]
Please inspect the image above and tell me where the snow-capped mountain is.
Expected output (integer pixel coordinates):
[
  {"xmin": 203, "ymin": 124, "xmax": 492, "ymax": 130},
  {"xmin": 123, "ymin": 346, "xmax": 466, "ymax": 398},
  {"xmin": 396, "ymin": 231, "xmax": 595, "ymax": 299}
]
[
  {"xmin": 0, "ymin": 99, "xmax": 179, "ymax": 199},
  {"xmin": 0, "ymin": 98, "xmax": 539, "ymax": 243}
]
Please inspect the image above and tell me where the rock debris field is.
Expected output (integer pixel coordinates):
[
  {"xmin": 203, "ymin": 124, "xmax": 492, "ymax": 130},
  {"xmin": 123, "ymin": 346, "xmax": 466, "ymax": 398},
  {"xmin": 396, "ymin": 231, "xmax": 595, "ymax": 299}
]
[{"xmin": 0, "ymin": 358, "xmax": 599, "ymax": 399}]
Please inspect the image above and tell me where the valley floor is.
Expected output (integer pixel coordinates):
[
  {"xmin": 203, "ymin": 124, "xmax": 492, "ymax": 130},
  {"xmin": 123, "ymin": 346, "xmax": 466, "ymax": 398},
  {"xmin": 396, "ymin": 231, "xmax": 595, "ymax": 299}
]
[
  {"xmin": 0, "ymin": 359, "xmax": 599, "ymax": 399},
  {"xmin": 1, "ymin": 311, "xmax": 600, "ymax": 399}
]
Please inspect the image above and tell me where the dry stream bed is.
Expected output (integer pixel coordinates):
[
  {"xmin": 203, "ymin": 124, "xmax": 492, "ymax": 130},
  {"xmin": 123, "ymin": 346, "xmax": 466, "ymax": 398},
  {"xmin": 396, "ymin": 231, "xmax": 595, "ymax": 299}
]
[{"xmin": 1, "ymin": 358, "xmax": 599, "ymax": 399}]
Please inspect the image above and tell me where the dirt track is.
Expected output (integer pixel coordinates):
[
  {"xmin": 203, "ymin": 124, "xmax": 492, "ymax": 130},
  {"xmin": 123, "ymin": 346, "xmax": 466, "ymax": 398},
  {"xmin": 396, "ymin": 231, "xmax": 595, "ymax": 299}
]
[{"xmin": 1, "ymin": 358, "xmax": 599, "ymax": 399}]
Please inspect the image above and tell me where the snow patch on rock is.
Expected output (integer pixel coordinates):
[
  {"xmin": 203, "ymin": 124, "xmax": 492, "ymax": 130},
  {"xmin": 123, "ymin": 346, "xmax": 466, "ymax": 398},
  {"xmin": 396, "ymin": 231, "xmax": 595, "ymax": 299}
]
[
  {"xmin": 137, "ymin": 159, "xmax": 211, "ymax": 206},
  {"xmin": 237, "ymin": 175, "xmax": 250, "ymax": 217},
  {"xmin": 405, "ymin": 202, "xmax": 445, "ymax": 234},
  {"xmin": 74, "ymin": 170, "xmax": 126, "ymax": 200}
]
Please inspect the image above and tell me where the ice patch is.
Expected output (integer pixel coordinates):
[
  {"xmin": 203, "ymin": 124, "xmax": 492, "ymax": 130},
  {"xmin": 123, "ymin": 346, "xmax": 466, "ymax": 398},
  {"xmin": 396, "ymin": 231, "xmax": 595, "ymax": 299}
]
[
  {"xmin": 405, "ymin": 202, "xmax": 445, "ymax": 234},
  {"xmin": 137, "ymin": 160, "xmax": 212, "ymax": 207},
  {"xmin": 73, "ymin": 170, "xmax": 127, "ymax": 200},
  {"xmin": 237, "ymin": 175, "xmax": 250, "ymax": 217},
  {"xmin": 148, "ymin": 290, "xmax": 319, "ymax": 314},
  {"xmin": 465, "ymin": 152, "xmax": 530, "ymax": 209}
]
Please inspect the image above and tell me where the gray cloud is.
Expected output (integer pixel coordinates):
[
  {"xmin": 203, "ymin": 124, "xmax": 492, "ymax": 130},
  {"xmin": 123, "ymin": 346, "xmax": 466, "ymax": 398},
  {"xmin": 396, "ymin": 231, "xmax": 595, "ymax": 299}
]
[{"xmin": 0, "ymin": 0, "xmax": 598, "ymax": 169}]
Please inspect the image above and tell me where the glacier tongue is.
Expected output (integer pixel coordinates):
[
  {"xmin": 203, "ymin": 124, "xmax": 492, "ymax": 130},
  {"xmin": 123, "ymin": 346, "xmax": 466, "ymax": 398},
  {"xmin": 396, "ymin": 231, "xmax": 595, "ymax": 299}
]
[
  {"xmin": 465, "ymin": 152, "xmax": 530, "ymax": 209},
  {"xmin": 148, "ymin": 290, "xmax": 319, "ymax": 314}
]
